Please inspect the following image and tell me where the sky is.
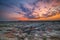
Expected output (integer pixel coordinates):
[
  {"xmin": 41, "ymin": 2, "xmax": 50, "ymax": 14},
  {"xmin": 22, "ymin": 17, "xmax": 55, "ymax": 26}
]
[{"xmin": 0, "ymin": 0, "xmax": 60, "ymax": 21}]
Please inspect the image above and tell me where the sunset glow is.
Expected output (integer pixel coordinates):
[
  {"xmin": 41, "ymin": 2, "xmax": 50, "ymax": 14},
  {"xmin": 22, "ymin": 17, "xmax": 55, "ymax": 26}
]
[{"xmin": 0, "ymin": 0, "xmax": 60, "ymax": 21}]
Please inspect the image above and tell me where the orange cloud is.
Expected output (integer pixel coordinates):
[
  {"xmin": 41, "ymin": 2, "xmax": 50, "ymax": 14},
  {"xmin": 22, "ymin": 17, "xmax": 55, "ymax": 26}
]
[
  {"xmin": 16, "ymin": 13, "xmax": 60, "ymax": 21},
  {"xmin": 47, "ymin": 13, "xmax": 60, "ymax": 20},
  {"xmin": 15, "ymin": 0, "xmax": 60, "ymax": 21},
  {"xmin": 31, "ymin": 13, "xmax": 60, "ymax": 21}
]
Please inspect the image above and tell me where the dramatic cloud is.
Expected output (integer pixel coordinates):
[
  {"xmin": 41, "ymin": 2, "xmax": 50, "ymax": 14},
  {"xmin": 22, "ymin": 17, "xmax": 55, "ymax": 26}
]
[{"xmin": 0, "ymin": 0, "xmax": 60, "ymax": 21}]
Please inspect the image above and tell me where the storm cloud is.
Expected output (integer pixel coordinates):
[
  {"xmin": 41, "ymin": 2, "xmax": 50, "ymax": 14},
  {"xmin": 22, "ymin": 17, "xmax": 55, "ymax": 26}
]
[{"xmin": 0, "ymin": 0, "xmax": 60, "ymax": 21}]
